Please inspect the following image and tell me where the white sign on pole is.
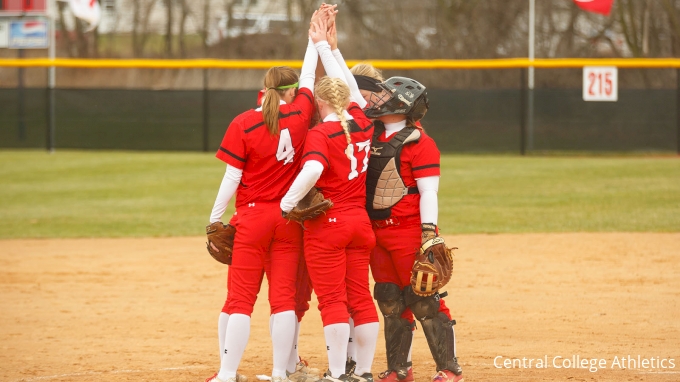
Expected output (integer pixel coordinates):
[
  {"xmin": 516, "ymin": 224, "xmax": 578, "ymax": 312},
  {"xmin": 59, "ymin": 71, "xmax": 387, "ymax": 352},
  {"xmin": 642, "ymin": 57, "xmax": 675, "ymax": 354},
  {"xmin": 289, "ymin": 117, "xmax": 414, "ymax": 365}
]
[
  {"xmin": 0, "ymin": 21, "xmax": 9, "ymax": 48},
  {"xmin": 9, "ymin": 19, "xmax": 49, "ymax": 49},
  {"xmin": 583, "ymin": 66, "xmax": 618, "ymax": 101}
]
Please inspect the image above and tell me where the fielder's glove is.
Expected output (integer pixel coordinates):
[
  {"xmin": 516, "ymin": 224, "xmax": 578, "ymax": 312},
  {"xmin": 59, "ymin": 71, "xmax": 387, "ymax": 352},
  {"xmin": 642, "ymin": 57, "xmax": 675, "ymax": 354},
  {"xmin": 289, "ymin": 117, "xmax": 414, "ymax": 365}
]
[
  {"xmin": 206, "ymin": 222, "xmax": 236, "ymax": 265},
  {"xmin": 410, "ymin": 224, "xmax": 457, "ymax": 296},
  {"xmin": 282, "ymin": 188, "xmax": 333, "ymax": 224}
]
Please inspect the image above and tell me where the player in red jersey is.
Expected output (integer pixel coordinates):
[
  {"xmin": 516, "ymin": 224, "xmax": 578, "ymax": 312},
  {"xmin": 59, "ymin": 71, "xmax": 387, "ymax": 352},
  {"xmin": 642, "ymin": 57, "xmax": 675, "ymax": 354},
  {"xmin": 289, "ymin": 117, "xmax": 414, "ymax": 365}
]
[
  {"xmin": 248, "ymin": 64, "xmax": 319, "ymax": 382},
  {"xmin": 205, "ymin": 23, "xmax": 320, "ymax": 382},
  {"xmin": 280, "ymin": 17, "xmax": 378, "ymax": 382},
  {"xmin": 363, "ymin": 77, "xmax": 465, "ymax": 382}
]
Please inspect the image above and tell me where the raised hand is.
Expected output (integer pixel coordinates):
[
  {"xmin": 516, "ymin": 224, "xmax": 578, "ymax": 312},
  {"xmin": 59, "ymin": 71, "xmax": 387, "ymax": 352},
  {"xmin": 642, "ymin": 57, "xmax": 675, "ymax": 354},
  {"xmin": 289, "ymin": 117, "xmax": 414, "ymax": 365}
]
[
  {"xmin": 327, "ymin": 21, "xmax": 338, "ymax": 50},
  {"xmin": 325, "ymin": 4, "xmax": 338, "ymax": 28},
  {"xmin": 309, "ymin": 18, "xmax": 328, "ymax": 44},
  {"xmin": 319, "ymin": 3, "xmax": 337, "ymax": 13},
  {"xmin": 316, "ymin": 3, "xmax": 337, "ymax": 26},
  {"xmin": 310, "ymin": 9, "xmax": 322, "ymax": 26}
]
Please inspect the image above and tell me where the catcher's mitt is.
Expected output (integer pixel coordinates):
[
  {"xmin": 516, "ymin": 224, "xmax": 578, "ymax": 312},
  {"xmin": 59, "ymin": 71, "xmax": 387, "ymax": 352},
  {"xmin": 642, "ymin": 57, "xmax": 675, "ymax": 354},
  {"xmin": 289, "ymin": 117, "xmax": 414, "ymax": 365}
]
[
  {"xmin": 206, "ymin": 222, "xmax": 236, "ymax": 265},
  {"xmin": 283, "ymin": 188, "xmax": 333, "ymax": 223},
  {"xmin": 410, "ymin": 236, "xmax": 457, "ymax": 296}
]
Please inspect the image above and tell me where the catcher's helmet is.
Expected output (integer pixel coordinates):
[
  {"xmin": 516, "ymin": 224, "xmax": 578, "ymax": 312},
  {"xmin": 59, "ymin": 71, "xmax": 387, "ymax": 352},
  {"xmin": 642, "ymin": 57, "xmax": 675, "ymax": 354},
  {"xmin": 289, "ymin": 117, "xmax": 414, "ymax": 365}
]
[{"xmin": 364, "ymin": 76, "xmax": 429, "ymax": 121}]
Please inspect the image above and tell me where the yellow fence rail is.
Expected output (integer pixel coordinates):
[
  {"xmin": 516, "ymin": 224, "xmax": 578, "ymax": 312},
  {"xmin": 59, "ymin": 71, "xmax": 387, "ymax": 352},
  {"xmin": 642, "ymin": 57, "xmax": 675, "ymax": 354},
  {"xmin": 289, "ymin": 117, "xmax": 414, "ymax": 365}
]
[{"xmin": 1, "ymin": 57, "xmax": 680, "ymax": 69}]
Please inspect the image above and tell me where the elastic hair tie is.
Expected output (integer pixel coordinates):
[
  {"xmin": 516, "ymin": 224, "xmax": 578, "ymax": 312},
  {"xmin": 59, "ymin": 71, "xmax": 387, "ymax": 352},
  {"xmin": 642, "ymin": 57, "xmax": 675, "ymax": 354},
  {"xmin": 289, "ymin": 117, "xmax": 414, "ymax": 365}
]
[{"xmin": 276, "ymin": 82, "xmax": 299, "ymax": 90}]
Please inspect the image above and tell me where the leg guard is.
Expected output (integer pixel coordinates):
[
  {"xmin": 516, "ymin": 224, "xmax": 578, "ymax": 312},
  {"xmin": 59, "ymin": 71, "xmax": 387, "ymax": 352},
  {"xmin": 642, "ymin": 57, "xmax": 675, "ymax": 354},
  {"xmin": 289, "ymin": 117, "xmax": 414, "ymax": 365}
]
[
  {"xmin": 405, "ymin": 287, "xmax": 462, "ymax": 376},
  {"xmin": 374, "ymin": 283, "xmax": 414, "ymax": 379}
]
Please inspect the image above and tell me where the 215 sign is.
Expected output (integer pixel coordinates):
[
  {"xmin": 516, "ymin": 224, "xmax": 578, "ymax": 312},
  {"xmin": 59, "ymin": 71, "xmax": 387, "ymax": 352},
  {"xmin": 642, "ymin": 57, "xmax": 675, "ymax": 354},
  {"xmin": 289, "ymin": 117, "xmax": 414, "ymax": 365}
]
[{"xmin": 583, "ymin": 66, "xmax": 618, "ymax": 102}]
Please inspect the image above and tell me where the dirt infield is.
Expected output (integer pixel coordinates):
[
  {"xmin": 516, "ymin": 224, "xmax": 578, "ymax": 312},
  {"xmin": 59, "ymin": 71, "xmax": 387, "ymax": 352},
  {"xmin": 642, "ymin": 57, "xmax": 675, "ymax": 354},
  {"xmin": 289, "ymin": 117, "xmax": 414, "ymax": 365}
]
[{"xmin": 1, "ymin": 233, "xmax": 679, "ymax": 382}]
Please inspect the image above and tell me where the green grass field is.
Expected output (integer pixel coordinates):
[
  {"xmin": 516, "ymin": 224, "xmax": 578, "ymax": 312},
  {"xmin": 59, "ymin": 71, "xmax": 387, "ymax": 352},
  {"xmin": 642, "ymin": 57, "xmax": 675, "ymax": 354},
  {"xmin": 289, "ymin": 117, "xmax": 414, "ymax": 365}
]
[{"xmin": 0, "ymin": 150, "xmax": 678, "ymax": 239}]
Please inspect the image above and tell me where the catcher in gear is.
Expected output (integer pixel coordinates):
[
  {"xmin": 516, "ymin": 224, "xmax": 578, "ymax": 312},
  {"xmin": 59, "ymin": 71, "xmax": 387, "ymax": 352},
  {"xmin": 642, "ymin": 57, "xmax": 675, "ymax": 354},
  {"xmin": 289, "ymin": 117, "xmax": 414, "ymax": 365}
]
[{"xmin": 363, "ymin": 75, "xmax": 464, "ymax": 382}]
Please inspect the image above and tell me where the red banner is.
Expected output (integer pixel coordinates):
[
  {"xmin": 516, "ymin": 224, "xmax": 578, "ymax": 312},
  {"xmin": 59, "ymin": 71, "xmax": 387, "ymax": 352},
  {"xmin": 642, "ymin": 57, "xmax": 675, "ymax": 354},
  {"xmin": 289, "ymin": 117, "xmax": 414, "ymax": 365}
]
[
  {"xmin": 573, "ymin": 0, "xmax": 615, "ymax": 16},
  {"xmin": 0, "ymin": 0, "xmax": 47, "ymax": 13}
]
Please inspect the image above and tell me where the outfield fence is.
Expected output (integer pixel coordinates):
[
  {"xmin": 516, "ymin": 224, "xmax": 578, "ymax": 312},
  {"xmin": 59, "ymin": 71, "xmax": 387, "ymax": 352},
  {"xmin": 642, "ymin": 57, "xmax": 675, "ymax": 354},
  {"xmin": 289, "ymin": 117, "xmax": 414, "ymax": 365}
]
[{"xmin": 1, "ymin": 58, "xmax": 679, "ymax": 154}]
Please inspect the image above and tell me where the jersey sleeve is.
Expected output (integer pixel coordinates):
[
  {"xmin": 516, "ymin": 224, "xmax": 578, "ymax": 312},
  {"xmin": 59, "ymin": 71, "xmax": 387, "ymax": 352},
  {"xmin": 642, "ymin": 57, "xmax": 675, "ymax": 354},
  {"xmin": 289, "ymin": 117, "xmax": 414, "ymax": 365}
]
[
  {"xmin": 347, "ymin": 102, "xmax": 372, "ymax": 127},
  {"xmin": 301, "ymin": 128, "xmax": 330, "ymax": 170},
  {"xmin": 290, "ymin": 87, "xmax": 315, "ymax": 126},
  {"xmin": 347, "ymin": 102, "xmax": 364, "ymax": 118},
  {"xmin": 410, "ymin": 135, "xmax": 441, "ymax": 179},
  {"xmin": 216, "ymin": 118, "xmax": 247, "ymax": 169}
]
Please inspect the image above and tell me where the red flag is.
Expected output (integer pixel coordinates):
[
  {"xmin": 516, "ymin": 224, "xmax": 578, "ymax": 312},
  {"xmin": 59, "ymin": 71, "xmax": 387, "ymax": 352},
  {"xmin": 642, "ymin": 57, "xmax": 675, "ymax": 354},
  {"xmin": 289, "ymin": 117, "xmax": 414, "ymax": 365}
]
[{"xmin": 573, "ymin": 0, "xmax": 614, "ymax": 16}]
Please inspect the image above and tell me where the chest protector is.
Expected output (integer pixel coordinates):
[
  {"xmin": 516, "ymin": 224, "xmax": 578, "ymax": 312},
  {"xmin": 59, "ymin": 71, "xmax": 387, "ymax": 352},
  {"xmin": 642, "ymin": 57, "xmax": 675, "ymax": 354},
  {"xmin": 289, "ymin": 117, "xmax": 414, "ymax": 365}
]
[{"xmin": 366, "ymin": 124, "xmax": 421, "ymax": 220}]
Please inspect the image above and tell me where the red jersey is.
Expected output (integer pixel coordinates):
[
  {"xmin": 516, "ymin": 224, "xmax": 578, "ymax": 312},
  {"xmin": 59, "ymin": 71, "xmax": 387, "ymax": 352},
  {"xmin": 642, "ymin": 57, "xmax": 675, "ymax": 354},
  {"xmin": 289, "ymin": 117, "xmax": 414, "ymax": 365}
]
[
  {"xmin": 216, "ymin": 87, "xmax": 315, "ymax": 208},
  {"xmin": 302, "ymin": 103, "xmax": 374, "ymax": 212},
  {"xmin": 375, "ymin": 127, "xmax": 440, "ymax": 218}
]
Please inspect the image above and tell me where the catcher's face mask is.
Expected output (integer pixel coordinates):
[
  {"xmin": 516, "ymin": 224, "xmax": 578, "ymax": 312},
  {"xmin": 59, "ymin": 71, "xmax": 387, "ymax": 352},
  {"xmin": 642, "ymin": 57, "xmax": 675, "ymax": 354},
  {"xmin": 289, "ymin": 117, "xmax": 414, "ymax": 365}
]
[
  {"xmin": 360, "ymin": 89, "xmax": 391, "ymax": 110},
  {"xmin": 364, "ymin": 77, "xmax": 427, "ymax": 119}
]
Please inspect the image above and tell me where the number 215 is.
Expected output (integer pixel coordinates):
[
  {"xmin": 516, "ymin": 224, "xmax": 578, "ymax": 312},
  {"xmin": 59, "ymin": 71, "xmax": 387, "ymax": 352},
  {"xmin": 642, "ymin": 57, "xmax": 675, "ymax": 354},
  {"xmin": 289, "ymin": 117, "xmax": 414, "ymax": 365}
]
[{"xmin": 588, "ymin": 72, "xmax": 613, "ymax": 96}]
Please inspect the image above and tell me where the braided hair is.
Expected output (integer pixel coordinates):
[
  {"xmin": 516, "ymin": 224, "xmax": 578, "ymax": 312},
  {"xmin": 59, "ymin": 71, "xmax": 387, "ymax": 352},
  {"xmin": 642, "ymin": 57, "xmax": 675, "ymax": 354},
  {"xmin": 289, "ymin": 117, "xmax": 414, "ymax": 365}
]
[{"xmin": 315, "ymin": 77, "xmax": 352, "ymax": 159}]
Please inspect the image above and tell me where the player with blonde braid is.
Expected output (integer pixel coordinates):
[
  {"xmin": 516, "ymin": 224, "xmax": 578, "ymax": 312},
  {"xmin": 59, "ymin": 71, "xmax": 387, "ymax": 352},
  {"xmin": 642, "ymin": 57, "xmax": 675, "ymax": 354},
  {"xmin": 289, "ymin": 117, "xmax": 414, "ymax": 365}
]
[
  {"xmin": 280, "ymin": 17, "xmax": 378, "ymax": 382},
  {"xmin": 318, "ymin": 78, "xmax": 353, "ymax": 158}
]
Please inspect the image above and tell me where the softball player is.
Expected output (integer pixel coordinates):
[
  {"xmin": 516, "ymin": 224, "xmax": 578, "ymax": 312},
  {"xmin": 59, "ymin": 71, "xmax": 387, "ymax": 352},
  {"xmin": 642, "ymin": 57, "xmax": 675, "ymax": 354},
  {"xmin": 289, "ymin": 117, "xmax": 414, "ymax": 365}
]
[
  {"xmin": 253, "ymin": 83, "xmax": 319, "ymax": 382},
  {"xmin": 280, "ymin": 18, "xmax": 378, "ymax": 382},
  {"xmin": 363, "ymin": 78, "xmax": 465, "ymax": 382},
  {"xmin": 254, "ymin": 68, "xmax": 317, "ymax": 382},
  {"xmin": 206, "ymin": 31, "xmax": 319, "ymax": 382}
]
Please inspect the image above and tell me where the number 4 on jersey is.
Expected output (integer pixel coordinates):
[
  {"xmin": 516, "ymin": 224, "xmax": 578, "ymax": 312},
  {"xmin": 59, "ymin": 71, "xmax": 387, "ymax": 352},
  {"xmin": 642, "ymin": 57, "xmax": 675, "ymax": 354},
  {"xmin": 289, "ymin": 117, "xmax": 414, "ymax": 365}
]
[{"xmin": 276, "ymin": 128, "xmax": 294, "ymax": 165}]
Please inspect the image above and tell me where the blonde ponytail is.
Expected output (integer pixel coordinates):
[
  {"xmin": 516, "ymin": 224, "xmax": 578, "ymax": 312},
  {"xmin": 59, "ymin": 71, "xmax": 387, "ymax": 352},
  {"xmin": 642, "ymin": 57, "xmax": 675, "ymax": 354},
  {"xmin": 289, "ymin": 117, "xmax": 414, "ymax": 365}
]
[
  {"xmin": 262, "ymin": 66, "xmax": 299, "ymax": 136},
  {"xmin": 331, "ymin": 87, "xmax": 351, "ymax": 146},
  {"xmin": 315, "ymin": 77, "xmax": 352, "ymax": 158}
]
